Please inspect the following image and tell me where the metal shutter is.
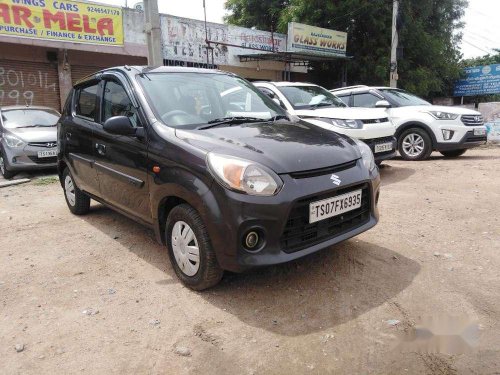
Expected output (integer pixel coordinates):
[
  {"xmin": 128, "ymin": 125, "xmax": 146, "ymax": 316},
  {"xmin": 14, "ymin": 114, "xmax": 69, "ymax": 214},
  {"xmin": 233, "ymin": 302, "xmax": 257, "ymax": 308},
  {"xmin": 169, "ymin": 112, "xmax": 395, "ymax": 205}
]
[
  {"xmin": 0, "ymin": 59, "xmax": 60, "ymax": 111},
  {"xmin": 71, "ymin": 65, "xmax": 107, "ymax": 85}
]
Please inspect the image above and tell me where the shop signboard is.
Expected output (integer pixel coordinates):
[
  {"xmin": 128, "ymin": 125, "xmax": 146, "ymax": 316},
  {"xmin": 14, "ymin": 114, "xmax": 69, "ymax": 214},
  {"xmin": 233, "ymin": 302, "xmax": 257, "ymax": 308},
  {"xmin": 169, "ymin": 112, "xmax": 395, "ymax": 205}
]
[
  {"xmin": 454, "ymin": 64, "xmax": 500, "ymax": 97},
  {"xmin": 0, "ymin": 0, "xmax": 123, "ymax": 45},
  {"xmin": 287, "ymin": 22, "xmax": 347, "ymax": 57}
]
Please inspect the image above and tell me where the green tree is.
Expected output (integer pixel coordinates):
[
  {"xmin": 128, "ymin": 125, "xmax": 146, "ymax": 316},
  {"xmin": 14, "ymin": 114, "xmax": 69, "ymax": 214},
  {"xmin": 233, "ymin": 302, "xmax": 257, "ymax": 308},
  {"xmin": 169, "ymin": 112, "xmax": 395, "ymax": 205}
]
[
  {"xmin": 462, "ymin": 49, "xmax": 500, "ymax": 67},
  {"xmin": 225, "ymin": 0, "xmax": 469, "ymax": 99}
]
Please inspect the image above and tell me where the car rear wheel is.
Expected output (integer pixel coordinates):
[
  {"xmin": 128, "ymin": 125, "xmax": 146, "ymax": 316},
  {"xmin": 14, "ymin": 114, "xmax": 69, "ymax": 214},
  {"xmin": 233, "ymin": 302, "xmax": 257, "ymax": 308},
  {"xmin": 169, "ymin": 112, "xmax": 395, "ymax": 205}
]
[
  {"xmin": 0, "ymin": 151, "xmax": 15, "ymax": 179},
  {"xmin": 398, "ymin": 128, "xmax": 433, "ymax": 161},
  {"xmin": 440, "ymin": 149, "xmax": 467, "ymax": 158},
  {"xmin": 166, "ymin": 204, "xmax": 223, "ymax": 290},
  {"xmin": 63, "ymin": 168, "xmax": 90, "ymax": 215}
]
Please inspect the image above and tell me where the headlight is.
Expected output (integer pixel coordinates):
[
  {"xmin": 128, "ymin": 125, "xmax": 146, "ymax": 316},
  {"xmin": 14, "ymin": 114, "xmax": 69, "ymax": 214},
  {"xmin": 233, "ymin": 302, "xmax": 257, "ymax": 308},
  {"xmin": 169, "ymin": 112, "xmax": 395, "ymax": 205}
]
[
  {"xmin": 428, "ymin": 111, "xmax": 459, "ymax": 120},
  {"xmin": 207, "ymin": 153, "xmax": 282, "ymax": 196},
  {"xmin": 353, "ymin": 139, "xmax": 376, "ymax": 172},
  {"xmin": 4, "ymin": 134, "xmax": 25, "ymax": 148},
  {"xmin": 307, "ymin": 117, "xmax": 363, "ymax": 129}
]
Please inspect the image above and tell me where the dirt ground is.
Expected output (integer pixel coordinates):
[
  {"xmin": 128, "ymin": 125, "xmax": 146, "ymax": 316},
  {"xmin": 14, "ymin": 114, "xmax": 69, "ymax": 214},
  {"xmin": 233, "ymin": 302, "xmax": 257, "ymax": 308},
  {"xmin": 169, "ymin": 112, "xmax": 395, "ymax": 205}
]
[{"xmin": 1, "ymin": 147, "xmax": 499, "ymax": 375}]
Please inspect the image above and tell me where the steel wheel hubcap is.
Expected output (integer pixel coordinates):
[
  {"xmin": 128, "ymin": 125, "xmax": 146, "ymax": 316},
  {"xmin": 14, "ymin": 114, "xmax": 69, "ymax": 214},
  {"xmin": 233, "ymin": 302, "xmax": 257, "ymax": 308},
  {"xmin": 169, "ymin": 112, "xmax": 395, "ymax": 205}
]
[
  {"xmin": 171, "ymin": 221, "xmax": 200, "ymax": 277},
  {"xmin": 64, "ymin": 175, "xmax": 76, "ymax": 206},
  {"xmin": 402, "ymin": 133, "xmax": 425, "ymax": 157}
]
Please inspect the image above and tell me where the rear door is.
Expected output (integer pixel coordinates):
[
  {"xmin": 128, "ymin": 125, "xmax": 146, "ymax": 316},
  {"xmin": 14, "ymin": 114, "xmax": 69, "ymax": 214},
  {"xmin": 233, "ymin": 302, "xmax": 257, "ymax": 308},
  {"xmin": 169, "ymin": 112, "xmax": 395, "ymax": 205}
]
[
  {"xmin": 92, "ymin": 75, "xmax": 151, "ymax": 224},
  {"xmin": 62, "ymin": 81, "xmax": 101, "ymax": 196}
]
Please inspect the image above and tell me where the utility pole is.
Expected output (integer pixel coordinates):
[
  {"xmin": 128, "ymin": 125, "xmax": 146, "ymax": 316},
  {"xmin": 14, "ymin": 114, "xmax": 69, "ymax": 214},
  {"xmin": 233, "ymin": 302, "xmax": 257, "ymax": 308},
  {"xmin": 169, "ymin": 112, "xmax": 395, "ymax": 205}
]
[
  {"xmin": 390, "ymin": 0, "xmax": 399, "ymax": 88},
  {"xmin": 144, "ymin": 0, "xmax": 163, "ymax": 67}
]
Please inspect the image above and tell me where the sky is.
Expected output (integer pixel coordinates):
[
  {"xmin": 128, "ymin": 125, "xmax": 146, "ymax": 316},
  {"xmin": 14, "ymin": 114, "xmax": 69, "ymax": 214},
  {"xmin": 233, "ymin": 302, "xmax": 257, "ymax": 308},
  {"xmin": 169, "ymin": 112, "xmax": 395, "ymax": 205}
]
[{"xmin": 98, "ymin": 0, "xmax": 498, "ymax": 59}]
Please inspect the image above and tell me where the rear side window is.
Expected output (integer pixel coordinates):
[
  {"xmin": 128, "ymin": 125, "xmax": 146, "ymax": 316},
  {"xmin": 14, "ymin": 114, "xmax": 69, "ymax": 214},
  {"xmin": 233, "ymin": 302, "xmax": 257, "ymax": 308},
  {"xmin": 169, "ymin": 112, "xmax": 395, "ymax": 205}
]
[
  {"xmin": 76, "ymin": 83, "xmax": 99, "ymax": 120},
  {"xmin": 352, "ymin": 93, "xmax": 380, "ymax": 108}
]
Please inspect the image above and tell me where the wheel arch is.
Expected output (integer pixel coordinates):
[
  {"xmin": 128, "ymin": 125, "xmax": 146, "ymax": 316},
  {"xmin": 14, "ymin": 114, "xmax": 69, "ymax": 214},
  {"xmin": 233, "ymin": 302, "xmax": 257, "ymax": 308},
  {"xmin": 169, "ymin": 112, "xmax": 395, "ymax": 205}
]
[{"xmin": 395, "ymin": 121, "xmax": 437, "ymax": 148}]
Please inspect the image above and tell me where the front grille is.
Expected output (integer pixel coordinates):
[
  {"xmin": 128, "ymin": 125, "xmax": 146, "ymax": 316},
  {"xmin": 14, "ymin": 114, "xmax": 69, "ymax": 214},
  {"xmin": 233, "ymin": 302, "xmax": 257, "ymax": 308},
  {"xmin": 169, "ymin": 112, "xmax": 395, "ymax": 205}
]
[
  {"xmin": 362, "ymin": 118, "xmax": 389, "ymax": 124},
  {"xmin": 28, "ymin": 156, "xmax": 57, "ymax": 164},
  {"xmin": 280, "ymin": 184, "xmax": 371, "ymax": 253},
  {"xmin": 289, "ymin": 160, "xmax": 357, "ymax": 179},
  {"xmin": 461, "ymin": 115, "xmax": 483, "ymax": 126},
  {"xmin": 28, "ymin": 142, "xmax": 57, "ymax": 148}
]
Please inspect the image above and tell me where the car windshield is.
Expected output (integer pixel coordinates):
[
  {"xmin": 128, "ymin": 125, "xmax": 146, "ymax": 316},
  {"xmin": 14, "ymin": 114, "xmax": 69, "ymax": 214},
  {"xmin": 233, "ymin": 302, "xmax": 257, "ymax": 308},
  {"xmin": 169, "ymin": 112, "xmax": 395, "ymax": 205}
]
[
  {"xmin": 379, "ymin": 89, "xmax": 430, "ymax": 106},
  {"xmin": 278, "ymin": 85, "xmax": 347, "ymax": 110},
  {"xmin": 137, "ymin": 72, "xmax": 285, "ymax": 128},
  {"xmin": 1, "ymin": 109, "xmax": 60, "ymax": 129}
]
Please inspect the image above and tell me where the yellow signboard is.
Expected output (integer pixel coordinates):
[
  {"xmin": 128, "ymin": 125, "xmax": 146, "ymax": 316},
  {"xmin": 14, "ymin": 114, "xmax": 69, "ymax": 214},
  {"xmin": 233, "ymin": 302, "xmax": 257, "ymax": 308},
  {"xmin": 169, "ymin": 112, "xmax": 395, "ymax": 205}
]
[
  {"xmin": 287, "ymin": 22, "xmax": 347, "ymax": 57},
  {"xmin": 0, "ymin": 0, "xmax": 123, "ymax": 46}
]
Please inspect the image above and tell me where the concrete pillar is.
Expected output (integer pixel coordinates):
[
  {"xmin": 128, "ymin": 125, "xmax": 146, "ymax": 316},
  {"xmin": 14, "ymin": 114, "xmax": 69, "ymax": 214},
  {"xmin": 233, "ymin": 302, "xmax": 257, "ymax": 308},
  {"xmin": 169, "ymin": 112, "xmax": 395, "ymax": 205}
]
[{"xmin": 57, "ymin": 49, "xmax": 72, "ymax": 111}]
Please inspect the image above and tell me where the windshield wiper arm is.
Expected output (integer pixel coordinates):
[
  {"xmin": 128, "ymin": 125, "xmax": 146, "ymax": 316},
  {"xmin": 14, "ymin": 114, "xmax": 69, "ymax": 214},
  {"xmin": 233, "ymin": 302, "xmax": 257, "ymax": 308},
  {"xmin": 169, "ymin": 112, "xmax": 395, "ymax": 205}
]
[
  {"xmin": 199, "ymin": 116, "xmax": 265, "ymax": 130},
  {"xmin": 309, "ymin": 102, "xmax": 335, "ymax": 110}
]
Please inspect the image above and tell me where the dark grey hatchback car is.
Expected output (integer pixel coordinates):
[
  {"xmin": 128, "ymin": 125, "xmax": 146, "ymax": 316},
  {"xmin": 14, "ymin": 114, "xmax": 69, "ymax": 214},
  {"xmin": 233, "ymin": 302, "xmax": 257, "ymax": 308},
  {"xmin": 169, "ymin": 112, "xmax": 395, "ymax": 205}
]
[{"xmin": 58, "ymin": 66, "xmax": 380, "ymax": 290}]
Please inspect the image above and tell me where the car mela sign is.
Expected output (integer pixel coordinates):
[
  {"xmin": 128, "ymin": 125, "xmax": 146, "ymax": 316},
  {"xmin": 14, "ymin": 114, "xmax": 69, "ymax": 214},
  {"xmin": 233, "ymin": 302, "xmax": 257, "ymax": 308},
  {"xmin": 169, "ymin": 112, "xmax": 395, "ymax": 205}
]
[
  {"xmin": 0, "ymin": 0, "xmax": 123, "ymax": 46},
  {"xmin": 454, "ymin": 64, "xmax": 500, "ymax": 97},
  {"xmin": 287, "ymin": 22, "xmax": 347, "ymax": 57}
]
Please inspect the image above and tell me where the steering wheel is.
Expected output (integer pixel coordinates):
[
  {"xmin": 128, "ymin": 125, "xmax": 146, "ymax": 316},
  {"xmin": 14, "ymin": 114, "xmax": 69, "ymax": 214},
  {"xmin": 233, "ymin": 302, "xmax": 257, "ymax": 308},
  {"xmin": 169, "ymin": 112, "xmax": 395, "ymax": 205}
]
[{"xmin": 161, "ymin": 110, "xmax": 190, "ymax": 123}]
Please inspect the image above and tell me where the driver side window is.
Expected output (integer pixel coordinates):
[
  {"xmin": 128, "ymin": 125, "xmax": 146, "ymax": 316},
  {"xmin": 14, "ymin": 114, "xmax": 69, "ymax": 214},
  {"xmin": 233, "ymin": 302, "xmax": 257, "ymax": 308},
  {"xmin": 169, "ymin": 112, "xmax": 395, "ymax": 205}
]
[{"xmin": 102, "ymin": 81, "xmax": 140, "ymax": 127}]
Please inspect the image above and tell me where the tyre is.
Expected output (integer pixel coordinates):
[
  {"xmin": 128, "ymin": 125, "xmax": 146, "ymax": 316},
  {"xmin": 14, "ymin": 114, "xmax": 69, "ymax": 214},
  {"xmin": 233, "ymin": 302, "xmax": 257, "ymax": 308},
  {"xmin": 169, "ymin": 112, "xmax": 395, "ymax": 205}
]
[
  {"xmin": 398, "ymin": 127, "xmax": 433, "ymax": 161},
  {"xmin": 62, "ymin": 168, "xmax": 90, "ymax": 215},
  {"xmin": 440, "ymin": 149, "xmax": 467, "ymax": 158},
  {"xmin": 166, "ymin": 204, "xmax": 223, "ymax": 290},
  {"xmin": 0, "ymin": 150, "xmax": 15, "ymax": 179}
]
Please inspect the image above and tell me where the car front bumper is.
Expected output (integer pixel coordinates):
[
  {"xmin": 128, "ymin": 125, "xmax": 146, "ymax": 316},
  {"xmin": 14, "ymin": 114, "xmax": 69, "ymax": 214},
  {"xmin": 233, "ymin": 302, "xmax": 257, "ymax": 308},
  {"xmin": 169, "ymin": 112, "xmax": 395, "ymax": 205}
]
[
  {"xmin": 362, "ymin": 136, "xmax": 398, "ymax": 162},
  {"xmin": 2, "ymin": 141, "xmax": 58, "ymax": 171},
  {"xmin": 202, "ymin": 159, "xmax": 380, "ymax": 272},
  {"xmin": 435, "ymin": 129, "xmax": 487, "ymax": 151}
]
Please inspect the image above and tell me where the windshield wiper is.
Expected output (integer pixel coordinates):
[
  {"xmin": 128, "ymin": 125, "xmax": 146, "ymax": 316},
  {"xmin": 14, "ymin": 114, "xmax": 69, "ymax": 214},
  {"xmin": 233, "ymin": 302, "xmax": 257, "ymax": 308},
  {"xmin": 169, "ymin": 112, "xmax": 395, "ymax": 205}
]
[
  {"xmin": 309, "ymin": 102, "xmax": 336, "ymax": 110},
  {"xmin": 199, "ymin": 116, "xmax": 266, "ymax": 130},
  {"xmin": 16, "ymin": 124, "xmax": 54, "ymax": 128},
  {"xmin": 266, "ymin": 115, "xmax": 289, "ymax": 121}
]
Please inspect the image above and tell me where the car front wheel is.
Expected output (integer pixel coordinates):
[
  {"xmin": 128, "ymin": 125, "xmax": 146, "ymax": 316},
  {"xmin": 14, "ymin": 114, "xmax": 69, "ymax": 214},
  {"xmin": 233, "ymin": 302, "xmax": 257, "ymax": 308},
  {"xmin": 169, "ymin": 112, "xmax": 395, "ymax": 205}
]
[
  {"xmin": 0, "ymin": 150, "xmax": 15, "ymax": 179},
  {"xmin": 166, "ymin": 204, "xmax": 223, "ymax": 290},
  {"xmin": 398, "ymin": 128, "xmax": 433, "ymax": 161},
  {"xmin": 62, "ymin": 168, "xmax": 90, "ymax": 215},
  {"xmin": 440, "ymin": 149, "xmax": 467, "ymax": 158}
]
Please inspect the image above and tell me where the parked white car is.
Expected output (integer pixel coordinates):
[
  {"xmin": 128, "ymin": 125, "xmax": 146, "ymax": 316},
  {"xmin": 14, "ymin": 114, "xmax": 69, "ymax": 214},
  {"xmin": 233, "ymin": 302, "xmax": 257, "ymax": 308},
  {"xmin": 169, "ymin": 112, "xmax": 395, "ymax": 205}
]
[
  {"xmin": 331, "ymin": 86, "xmax": 488, "ymax": 160},
  {"xmin": 254, "ymin": 82, "xmax": 397, "ymax": 164}
]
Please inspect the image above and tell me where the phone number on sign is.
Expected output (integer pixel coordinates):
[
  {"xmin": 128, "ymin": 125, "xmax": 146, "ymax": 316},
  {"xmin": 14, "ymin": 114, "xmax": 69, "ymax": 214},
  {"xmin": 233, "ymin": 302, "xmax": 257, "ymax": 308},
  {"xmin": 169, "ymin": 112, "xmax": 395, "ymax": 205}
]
[{"xmin": 86, "ymin": 6, "xmax": 121, "ymax": 16}]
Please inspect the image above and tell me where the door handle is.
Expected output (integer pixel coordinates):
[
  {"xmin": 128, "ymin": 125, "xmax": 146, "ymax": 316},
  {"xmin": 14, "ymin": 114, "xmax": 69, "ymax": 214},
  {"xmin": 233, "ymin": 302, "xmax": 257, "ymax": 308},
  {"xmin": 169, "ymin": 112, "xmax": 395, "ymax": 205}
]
[{"xmin": 95, "ymin": 143, "xmax": 106, "ymax": 156}]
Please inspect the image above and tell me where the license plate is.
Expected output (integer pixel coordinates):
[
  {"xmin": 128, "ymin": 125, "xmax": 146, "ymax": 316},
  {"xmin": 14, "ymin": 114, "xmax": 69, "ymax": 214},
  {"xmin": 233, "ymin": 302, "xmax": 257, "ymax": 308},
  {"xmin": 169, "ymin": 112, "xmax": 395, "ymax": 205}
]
[
  {"xmin": 474, "ymin": 128, "xmax": 486, "ymax": 136},
  {"xmin": 309, "ymin": 189, "xmax": 362, "ymax": 224},
  {"xmin": 37, "ymin": 150, "xmax": 57, "ymax": 158},
  {"xmin": 374, "ymin": 142, "xmax": 393, "ymax": 153}
]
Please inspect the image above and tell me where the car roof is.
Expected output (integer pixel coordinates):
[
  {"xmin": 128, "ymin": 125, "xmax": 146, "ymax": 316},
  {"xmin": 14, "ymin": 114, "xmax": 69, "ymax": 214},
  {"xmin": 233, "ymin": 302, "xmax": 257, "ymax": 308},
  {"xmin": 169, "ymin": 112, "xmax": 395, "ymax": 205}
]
[
  {"xmin": 74, "ymin": 65, "xmax": 231, "ymax": 86},
  {"xmin": 0, "ymin": 105, "xmax": 60, "ymax": 113},
  {"xmin": 331, "ymin": 85, "xmax": 395, "ymax": 94},
  {"xmin": 256, "ymin": 81, "xmax": 318, "ymax": 88}
]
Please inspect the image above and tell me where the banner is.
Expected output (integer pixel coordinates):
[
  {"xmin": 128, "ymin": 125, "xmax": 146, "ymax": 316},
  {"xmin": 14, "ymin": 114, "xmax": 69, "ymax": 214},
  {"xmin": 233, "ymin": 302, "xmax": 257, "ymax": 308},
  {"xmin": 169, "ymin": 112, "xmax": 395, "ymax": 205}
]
[
  {"xmin": 0, "ymin": 0, "xmax": 123, "ymax": 46},
  {"xmin": 454, "ymin": 64, "xmax": 500, "ymax": 97},
  {"xmin": 287, "ymin": 22, "xmax": 347, "ymax": 57},
  {"xmin": 161, "ymin": 15, "xmax": 228, "ymax": 65}
]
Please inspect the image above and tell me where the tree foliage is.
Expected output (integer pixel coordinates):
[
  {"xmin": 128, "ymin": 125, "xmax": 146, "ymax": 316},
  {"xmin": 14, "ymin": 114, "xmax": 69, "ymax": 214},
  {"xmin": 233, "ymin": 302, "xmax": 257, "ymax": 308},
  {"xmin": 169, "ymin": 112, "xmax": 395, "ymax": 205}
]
[
  {"xmin": 461, "ymin": 49, "xmax": 500, "ymax": 68},
  {"xmin": 225, "ymin": 0, "xmax": 469, "ymax": 99}
]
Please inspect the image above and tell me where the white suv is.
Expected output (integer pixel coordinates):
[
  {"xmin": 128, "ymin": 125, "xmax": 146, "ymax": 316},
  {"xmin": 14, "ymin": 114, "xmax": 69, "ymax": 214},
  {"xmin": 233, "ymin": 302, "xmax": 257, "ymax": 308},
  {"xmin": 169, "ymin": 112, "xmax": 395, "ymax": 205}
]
[
  {"xmin": 331, "ymin": 86, "xmax": 488, "ymax": 160},
  {"xmin": 254, "ymin": 82, "xmax": 397, "ymax": 164}
]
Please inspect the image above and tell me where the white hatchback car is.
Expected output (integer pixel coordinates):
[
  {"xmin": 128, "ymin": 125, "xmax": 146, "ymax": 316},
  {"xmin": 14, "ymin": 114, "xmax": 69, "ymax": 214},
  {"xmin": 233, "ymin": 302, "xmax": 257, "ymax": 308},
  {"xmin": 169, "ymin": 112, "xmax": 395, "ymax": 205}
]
[
  {"xmin": 254, "ymin": 82, "xmax": 397, "ymax": 164},
  {"xmin": 331, "ymin": 86, "xmax": 488, "ymax": 160}
]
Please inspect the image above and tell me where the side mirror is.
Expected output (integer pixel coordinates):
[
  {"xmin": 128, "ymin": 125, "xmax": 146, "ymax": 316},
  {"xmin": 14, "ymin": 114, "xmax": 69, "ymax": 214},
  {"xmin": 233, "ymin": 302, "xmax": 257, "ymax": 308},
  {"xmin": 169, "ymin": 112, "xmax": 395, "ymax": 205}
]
[
  {"xmin": 103, "ymin": 116, "xmax": 136, "ymax": 136},
  {"xmin": 272, "ymin": 98, "xmax": 281, "ymax": 106},
  {"xmin": 375, "ymin": 100, "xmax": 391, "ymax": 108}
]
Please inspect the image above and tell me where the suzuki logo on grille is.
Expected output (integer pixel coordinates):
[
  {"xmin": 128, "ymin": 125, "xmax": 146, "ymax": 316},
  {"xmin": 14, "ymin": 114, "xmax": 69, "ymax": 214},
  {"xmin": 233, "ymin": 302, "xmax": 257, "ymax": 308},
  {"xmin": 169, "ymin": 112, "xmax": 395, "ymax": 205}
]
[
  {"xmin": 46, "ymin": 142, "xmax": 56, "ymax": 148},
  {"xmin": 330, "ymin": 174, "xmax": 341, "ymax": 186}
]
